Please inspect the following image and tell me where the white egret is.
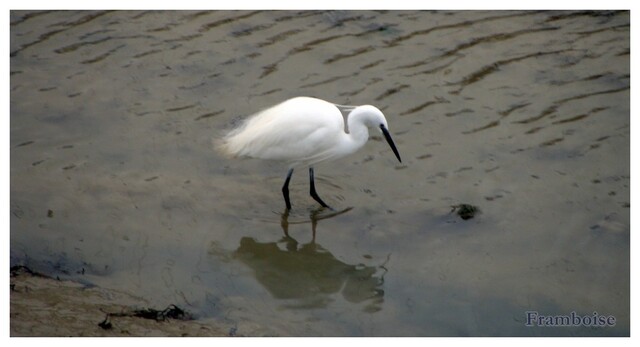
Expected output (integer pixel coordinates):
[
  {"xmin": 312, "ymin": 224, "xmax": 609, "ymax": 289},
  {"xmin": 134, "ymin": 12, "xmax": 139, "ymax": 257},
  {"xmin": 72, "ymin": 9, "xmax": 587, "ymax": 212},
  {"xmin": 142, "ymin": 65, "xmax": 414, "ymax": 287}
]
[{"xmin": 218, "ymin": 96, "xmax": 402, "ymax": 210}]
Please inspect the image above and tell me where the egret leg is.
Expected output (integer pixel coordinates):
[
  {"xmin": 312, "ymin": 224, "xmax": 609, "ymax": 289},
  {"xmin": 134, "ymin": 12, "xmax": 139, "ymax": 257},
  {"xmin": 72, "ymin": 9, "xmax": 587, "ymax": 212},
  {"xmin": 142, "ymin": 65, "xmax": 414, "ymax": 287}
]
[
  {"xmin": 309, "ymin": 167, "xmax": 331, "ymax": 209},
  {"xmin": 282, "ymin": 168, "xmax": 294, "ymax": 210}
]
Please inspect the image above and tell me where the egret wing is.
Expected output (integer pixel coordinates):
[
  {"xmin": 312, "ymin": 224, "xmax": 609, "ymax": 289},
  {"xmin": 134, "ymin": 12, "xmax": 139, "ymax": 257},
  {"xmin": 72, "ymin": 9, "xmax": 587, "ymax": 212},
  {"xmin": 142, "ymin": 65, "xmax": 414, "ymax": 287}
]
[{"xmin": 222, "ymin": 98, "xmax": 345, "ymax": 165}]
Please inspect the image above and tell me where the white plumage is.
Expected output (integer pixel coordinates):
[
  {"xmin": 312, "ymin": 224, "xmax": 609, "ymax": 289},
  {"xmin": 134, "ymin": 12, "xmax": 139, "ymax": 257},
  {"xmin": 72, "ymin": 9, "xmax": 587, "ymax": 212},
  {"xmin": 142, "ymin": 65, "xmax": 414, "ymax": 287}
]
[{"xmin": 217, "ymin": 96, "xmax": 401, "ymax": 209}]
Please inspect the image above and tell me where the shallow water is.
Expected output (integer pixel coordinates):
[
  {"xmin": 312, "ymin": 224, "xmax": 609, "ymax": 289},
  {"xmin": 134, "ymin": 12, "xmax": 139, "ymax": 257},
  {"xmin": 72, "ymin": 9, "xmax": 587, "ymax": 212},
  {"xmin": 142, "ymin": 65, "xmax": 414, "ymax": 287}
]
[{"xmin": 10, "ymin": 10, "xmax": 629, "ymax": 336}]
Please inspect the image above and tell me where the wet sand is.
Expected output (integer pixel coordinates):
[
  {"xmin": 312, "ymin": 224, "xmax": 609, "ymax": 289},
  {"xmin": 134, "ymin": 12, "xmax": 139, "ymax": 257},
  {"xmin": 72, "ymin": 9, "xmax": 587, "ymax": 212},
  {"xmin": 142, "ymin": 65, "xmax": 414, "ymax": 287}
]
[
  {"xmin": 10, "ymin": 267, "xmax": 229, "ymax": 337},
  {"xmin": 11, "ymin": 10, "xmax": 629, "ymax": 336}
]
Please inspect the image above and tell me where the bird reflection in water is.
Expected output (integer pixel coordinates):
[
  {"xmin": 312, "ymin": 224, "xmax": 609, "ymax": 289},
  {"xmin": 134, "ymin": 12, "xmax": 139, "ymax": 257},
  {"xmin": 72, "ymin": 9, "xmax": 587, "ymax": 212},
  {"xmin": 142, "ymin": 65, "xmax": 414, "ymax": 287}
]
[{"xmin": 234, "ymin": 208, "xmax": 386, "ymax": 312}]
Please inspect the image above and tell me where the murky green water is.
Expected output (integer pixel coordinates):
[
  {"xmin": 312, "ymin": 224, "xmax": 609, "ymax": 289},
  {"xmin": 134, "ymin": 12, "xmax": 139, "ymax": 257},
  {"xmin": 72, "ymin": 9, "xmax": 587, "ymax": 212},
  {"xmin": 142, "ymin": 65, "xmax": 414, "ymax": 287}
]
[{"xmin": 10, "ymin": 10, "xmax": 629, "ymax": 336}]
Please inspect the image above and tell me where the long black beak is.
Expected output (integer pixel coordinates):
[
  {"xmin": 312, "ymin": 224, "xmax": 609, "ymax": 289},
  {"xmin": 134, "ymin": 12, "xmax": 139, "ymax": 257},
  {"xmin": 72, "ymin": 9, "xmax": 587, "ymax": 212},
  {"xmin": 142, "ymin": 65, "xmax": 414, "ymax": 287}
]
[{"xmin": 380, "ymin": 124, "xmax": 402, "ymax": 163}]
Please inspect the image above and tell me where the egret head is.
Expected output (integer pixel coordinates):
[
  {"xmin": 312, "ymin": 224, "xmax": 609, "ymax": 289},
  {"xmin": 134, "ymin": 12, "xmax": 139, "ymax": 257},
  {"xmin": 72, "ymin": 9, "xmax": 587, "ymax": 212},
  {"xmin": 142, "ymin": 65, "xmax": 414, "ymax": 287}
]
[{"xmin": 352, "ymin": 105, "xmax": 402, "ymax": 163}]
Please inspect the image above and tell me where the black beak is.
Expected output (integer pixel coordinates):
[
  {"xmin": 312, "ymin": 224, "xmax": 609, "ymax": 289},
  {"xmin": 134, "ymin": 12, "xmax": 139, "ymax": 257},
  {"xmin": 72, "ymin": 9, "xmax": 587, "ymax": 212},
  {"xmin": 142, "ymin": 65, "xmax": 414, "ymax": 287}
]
[{"xmin": 380, "ymin": 125, "xmax": 402, "ymax": 163}]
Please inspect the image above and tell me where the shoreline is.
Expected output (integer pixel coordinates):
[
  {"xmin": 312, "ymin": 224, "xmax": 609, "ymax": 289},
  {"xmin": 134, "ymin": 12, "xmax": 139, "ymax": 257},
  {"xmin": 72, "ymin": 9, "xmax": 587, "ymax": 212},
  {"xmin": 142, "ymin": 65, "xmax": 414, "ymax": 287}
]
[{"xmin": 10, "ymin": 266, "xmax": 230, "ymax": 337}]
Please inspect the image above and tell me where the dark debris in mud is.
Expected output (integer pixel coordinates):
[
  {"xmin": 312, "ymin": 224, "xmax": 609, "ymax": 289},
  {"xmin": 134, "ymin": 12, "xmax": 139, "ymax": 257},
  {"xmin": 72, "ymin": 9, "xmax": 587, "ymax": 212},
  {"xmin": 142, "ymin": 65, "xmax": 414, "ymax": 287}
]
[
  {"xmin": 11, "ymin": 265, "xmax": 47, "ymax": 278},
  {"xmin": 132, "ymin": 304, "xmax": 191, "ymax": 321},
  {"xmin": 98, "ymin": 316, "xmax": 113, "ymax": 330},
  {"xmin": 99, "ymin": 304, "xmax": 193, "ymax": 330},
  {"xmin": 451, "ymin": 204, "xmax": 480, "ymax": 220}
]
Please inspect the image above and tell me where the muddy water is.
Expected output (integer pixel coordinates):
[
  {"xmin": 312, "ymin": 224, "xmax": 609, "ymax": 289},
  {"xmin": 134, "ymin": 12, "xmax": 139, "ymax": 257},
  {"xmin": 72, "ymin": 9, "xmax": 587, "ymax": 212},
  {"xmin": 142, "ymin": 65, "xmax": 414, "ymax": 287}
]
[{"xmin": 10, "ymin": 10, "xmax": 629, "ymax": 336}]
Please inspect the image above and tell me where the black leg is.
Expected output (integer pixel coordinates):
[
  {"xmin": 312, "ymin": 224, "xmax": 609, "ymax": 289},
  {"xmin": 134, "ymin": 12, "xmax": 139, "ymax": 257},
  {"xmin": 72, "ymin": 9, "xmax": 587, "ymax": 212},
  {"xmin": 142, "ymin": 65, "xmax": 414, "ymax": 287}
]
[
  {"xmin": 309, "ymin": 167, "xmax": 330, "ymax": 209},
  {"xmin": 280, "ymin": 208, "xmax": 290, "ymax": 237},
  {"xmin": 282, "ymin": 168, "xmax": 294, "ymax": 210}
]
